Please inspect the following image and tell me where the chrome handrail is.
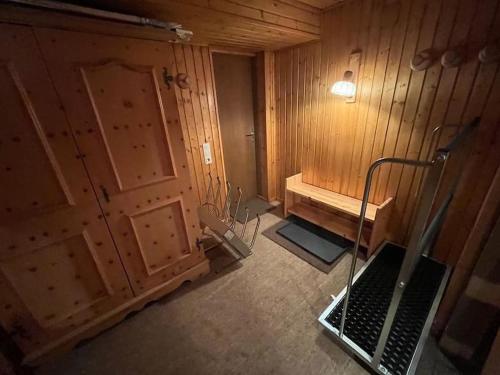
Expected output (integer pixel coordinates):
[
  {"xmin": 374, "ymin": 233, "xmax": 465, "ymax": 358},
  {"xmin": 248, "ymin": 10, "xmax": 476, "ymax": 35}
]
[
  {"xmin": 337, "ymin": 117, "xmax": 479, "ymax": 372},
  {"xmin": 339, "ymin": 156, "xmax": 436, "ymax": 337}
]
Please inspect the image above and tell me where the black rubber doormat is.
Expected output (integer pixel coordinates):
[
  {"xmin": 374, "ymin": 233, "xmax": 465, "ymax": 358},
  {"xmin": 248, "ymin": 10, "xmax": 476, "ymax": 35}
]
[
  {"xmin": 277, "ymin": 216, "xmax": 351, "ymax": 264},
  {"xmin": 262, "ymin": 216, "xmax": 354, "ymax": 273}
]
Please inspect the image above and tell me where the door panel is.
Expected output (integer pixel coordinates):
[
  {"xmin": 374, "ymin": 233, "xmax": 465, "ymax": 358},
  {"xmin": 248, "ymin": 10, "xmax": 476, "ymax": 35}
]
[
  {"xmin": 0, "ymin": 24, "xmax": 133, "ymax": 353},
  {"xmin": 81, "ymin": 61, "xmax": 176, "ymax": 191},
  {"xmin": 36, "ymin": 29, "xmax": 205, "ymax": 293},
  {"xmin": 213, "ymin": 53, "xmax": 257, "ymax": 202},
  {"xmin": 2, "ymin": 234, "xmax": 112, "ymax": 327},
  {"xmin": 0, "ymin": 63, "xmax": 72, "ymax": 216},
  {"xmin": 128, "ymin": 197, "xmax": 191, "ymax": 275}
]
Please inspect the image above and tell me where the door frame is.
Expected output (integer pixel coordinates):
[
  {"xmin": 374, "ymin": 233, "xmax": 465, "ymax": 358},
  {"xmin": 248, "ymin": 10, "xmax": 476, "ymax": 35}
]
[{"xmin": 209, "ymin": 47, "xmax": 277, "ymax": 203}]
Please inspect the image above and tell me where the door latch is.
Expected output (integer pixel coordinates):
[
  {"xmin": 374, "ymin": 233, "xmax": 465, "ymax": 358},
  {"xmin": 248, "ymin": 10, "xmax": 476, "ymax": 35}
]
[
  {"xmin": 100, "ymin": 185, "xmax": 110, "ymax": 203},
  {"xmin": 163, "ymin": 67, "xmax": 174, "ymax": 89}
]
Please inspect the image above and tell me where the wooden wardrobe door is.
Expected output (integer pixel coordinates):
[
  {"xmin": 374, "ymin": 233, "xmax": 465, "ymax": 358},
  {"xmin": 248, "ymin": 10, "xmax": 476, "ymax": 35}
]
[
  {"xmin": 0, "ymin": 25, "xmax": 134, "ymax": 354},
  {"xmin": 36, "ymin": 29, "xmax": 205, "ymax": 294}
]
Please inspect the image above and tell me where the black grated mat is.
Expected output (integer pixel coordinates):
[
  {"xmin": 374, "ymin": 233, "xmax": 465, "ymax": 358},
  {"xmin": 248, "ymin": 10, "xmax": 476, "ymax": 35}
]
[{"xmin": 326, "ymin": 243, "xmax": 446, "ymax": 375}]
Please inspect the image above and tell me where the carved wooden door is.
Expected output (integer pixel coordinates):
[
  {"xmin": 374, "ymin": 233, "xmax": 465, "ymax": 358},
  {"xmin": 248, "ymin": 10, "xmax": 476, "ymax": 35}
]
[
  {"xmin": 36, "ymin": 29, "xmax": 205, "ymax": 294},
  {"xmin": 0, "ymin": 25, "xmax": 133, "ymax": 354}
]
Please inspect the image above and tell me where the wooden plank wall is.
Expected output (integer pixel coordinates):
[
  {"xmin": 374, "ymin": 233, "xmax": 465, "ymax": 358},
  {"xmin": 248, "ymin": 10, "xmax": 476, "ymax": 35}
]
[
  {"xmin": 274, "ymin": 0, "xmax": 500, "ymax": 264},
  {"xmin": 254, "ymin": 51, "xmax": 278, "ymax": 201},
  {"xmin": 172, "ymin": 44, "xmax": 226, "ymax": 205}
]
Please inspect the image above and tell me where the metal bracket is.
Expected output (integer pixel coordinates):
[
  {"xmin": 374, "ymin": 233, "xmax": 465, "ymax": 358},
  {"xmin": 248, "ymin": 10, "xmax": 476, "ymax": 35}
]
[{"xmin": 198, "ymin": 173, "xmax": 260, "ymax": 259}]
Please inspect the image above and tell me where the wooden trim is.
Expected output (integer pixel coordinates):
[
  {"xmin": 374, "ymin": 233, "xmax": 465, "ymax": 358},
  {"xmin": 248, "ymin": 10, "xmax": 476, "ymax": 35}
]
[
  {"xmin": 22, "ymin": 260, "xmax": 210, "ymax": 366},
  {"xmin": 209, "ymin": 45, "xmax": 257, "ymax": 56},
  {"xmin": 254, "ymin": 51, "xmax": 278, "ymax": 202},
  {"xmin": 264, "ymin": 51, "xmax": 278, "ymax": 201},
  {"xmin": 207, "ymin": 48, "xmax": 228, "ymax": 198}
]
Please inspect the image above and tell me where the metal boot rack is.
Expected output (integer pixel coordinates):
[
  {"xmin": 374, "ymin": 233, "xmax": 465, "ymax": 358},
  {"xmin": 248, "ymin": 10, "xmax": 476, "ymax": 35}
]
[
  {"xmin": 319, "ymin": 117, "xmax": 479, "ymax": 375},
  {"xmin": 197, "ymin": 173, "xmax": 261, "ymax": 259}
]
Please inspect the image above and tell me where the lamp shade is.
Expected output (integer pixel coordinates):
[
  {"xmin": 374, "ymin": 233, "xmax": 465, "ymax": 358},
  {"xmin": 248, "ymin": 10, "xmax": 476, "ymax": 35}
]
[{"xmin": 330, "ymin": 80, "xmax": 356, "ymax": 97}]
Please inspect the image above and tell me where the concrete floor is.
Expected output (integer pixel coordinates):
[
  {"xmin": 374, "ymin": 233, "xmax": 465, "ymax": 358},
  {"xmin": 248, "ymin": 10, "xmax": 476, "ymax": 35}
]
[{"xmin": 35, "ymin": 213, "xmax": 457, "ymax": 375}]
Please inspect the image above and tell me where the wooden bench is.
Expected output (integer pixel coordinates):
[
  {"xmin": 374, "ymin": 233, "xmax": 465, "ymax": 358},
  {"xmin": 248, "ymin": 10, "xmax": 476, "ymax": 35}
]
[{"xmin": 284, "ymin": 173, "xmax": 394, "ymax": 258}]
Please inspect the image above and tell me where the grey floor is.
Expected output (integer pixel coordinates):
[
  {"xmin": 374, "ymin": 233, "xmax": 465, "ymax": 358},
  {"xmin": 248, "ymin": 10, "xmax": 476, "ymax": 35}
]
[{"xmin": 35, "ymin": 212, "xmax": 458, "ymax": 375}]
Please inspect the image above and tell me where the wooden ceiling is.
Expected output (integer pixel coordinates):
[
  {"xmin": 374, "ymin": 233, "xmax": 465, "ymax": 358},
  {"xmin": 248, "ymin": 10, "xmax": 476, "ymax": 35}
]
[
  {"xmin": 69, "ymin": 0, "xmax": 346, "ymax": 50},
  {"xmin": 299, "ymin": 0, "xmax": 345, "ymax": 8}
]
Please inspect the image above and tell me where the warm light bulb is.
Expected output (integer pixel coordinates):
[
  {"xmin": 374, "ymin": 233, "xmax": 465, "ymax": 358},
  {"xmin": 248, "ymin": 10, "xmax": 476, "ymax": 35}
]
[{"xmin": 330, "ymin": 80, "xmax": 356, "ymax": 97}]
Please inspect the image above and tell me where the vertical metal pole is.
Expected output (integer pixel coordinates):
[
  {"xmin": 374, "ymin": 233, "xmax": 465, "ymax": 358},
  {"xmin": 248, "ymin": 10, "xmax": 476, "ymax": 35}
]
[
  {"xmin": 371, "ymin": 154, "xmax": 446, "ymax": 368},
  {"xmin": 223, "ymin": 182, "xmax": 232, "ymax": 223},
  {"xmin": 339, "ymin": 162, "xmax": 376, "ymax": 337},
  {"xmin": 230, "ymin": 187, "xmax": 242, "ymax": 230},
  {"xmin": 249, "ymin": 214, "xmax": 261, "ymax": 249},
  {"xmin": 214, "ymin": 177, "xmax": 222, "ymax": 218},
  {"xmin": 339, "ymin": 158, "xmax": 434, "ymax": 338},
  {"xmin": 241, "ymin": 207, "xmax": 250, "ymax": 238}
]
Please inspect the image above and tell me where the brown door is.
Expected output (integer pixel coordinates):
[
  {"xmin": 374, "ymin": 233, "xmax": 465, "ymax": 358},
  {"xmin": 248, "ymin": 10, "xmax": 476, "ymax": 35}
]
[
  {"xmin": 0, "ymin": 25, "xmax": 133, "ymax": 354},
  {"xmin": 213, "ymin": 53, "xmax": 257, "ymax": 202},
  {"xmin": 36, "ymin": 29, "xmax": 205, "ymax": 294}
]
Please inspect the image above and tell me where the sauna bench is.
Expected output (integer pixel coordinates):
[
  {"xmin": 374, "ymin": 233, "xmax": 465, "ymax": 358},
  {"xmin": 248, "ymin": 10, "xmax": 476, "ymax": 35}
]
[{"xmin": 284, "ymin": 173, "xmax": 394, "ymax": 258}]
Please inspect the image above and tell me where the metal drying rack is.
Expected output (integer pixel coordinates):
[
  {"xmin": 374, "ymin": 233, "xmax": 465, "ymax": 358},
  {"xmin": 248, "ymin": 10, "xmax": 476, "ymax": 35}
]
[
  {"xmin": 319, "ymin": 117, "xmax": 480, "ymax": 375},
  {"xmin": 198, "ymin": 173, "xmax": 261, "ymax": 259}
]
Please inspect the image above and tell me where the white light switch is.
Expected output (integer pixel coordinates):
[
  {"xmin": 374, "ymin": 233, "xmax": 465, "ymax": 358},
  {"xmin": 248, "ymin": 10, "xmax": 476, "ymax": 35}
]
[{"xmin": 203, "ymin": 142, "xmax": 213, "ymax": 165}]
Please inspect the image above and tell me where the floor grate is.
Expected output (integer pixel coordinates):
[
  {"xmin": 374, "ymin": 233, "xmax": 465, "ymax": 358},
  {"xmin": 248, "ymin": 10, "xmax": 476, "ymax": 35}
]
[{"xmin": 325, "ymin": 243, "xmax": 446, "ymax": 375}]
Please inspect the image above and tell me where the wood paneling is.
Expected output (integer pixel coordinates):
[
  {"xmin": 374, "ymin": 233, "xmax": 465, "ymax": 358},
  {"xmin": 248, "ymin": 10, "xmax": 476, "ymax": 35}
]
[
  {"xmin": 172, "ymin": 44, "xmax": 227, "ymax": 205},
  {"xmin": 73, "ymin": 0, "xmax": 321, "ymax": 50},
  {"xmin": 274, "ymin": 0, "xmax": 500, "ymax": 263}
]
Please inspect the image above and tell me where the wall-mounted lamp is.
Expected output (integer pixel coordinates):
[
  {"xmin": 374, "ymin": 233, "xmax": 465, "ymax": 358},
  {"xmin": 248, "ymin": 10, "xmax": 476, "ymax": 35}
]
[
  {"xmin": 330, "ymin": 51, "xmax": 361, "ymax": 103},
  {"xmin": 331, "ymin": 70, "xmax": 356, "ymax": 98}
]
